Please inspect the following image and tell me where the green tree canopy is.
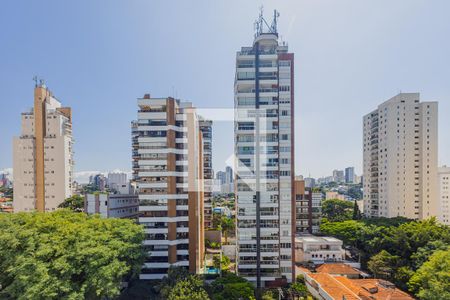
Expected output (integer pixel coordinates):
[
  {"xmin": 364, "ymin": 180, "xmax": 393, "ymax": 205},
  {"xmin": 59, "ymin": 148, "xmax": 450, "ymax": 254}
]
[
  {"xmin": 209, "ymin": 272, "xmax": 255, "ymax": 300},
  {"xmin": 408, "ymin": 248, "xmax": 450, "ymax": 300},
  {"xmin": 321, "ymin": 199, "xmax": 354, "ymax": 222},
  {"xmin": 168, "ymin": 275, "xmax": 210, "ymax": 300},
  {"xmin": 57, "ymin": 194, "xmax": 85, "ymax": 212},
  {"xmin": 368, "ymin": 250, "xmax": 399, "ymax": 279},
  {"xmin": 156, "ymin": 266, "xmax": 190, "ymax": 299},
  {"xmin": 321, "ymin": 216, "xmax": 450, "ymax": 295},
  {"xmin": 0, "ymin": 210, "xmax": 145, "ymax": 300}
]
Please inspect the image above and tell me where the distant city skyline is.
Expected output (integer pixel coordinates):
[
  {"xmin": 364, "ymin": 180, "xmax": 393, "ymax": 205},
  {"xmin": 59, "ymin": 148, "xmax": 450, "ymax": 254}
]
[{"xmin": 1, "ymin": 1, "xmax": 450, "ymax": 179}]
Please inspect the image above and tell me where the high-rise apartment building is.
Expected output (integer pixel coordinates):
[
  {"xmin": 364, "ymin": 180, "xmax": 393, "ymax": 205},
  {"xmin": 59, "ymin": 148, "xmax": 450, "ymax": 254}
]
[
  {"xmin": 90, "ymin": 174, "xmax": 107, "ymax": 191},
  {"xmin": 363, "ymin": 93, "xmax": 438, "ymax": 219},
  {"xmin": 234, "ymin": 11, "xmax": 295, "ymax": 287},
  {"xmin": 333, "ymin": 170, "xmax": 345, "ymax": 183},
  {"xmin": 216, "ymin": 171, "xmax": 226, "ymax": 185},
  {"xmin": 133, "ymin": 94, "xmax": 204, "ymax": 280},
  {"xmin": 13, "ymin": 83, "xmax": 74, "ymax": 212},
  {"xmin": 438, "ymin": 166, "xmax": 450, "ymax": 225},
  {"xmin": 345, "ymin": 167, "xmax": 355, "ymax": 183},
  {"xmin": 108, "ymin": 172, "xmax": 128, "ymax": 191},
  {"xmin": 199, "ymin": 118, "xmax": 213, "ymax": 228},
  {"xmin": 294, "ymin": 179, "xmax": 322, "ymax": 235},
  {"xmin": 226, "ymin": 166, "xmax": 234, "ymax": 184}
]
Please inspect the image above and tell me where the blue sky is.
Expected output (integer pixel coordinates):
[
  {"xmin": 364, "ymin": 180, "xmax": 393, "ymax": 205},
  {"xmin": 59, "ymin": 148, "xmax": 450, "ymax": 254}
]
[{"xmin": 1, "ymin": 0, "xmax": 449, "ymax": 182}]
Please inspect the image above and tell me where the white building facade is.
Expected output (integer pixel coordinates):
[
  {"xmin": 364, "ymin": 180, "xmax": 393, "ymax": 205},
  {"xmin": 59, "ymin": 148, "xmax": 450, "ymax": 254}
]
[
  {"xmin": 234, "ymin": 14, "xmax": 295, "ymax": 287},
  {"xmin": 85, "ymin": 193, "xmax": 139, "ymax": 219},
  {"xmin": 13, "ymin": 84, "xmax": 74, "ymax": 212},
  {"xmin": 295, "ymin": 236, "xmax": 345, "ymax": 264},
  {"xmin": 438, "ymin": 166, "xmax": 450, "ymax": 224},
  {"xmin": 133, "ymin": 95, "xmax": 204, "ymax": 280},
  {"xmin": 363, "ymin": 93, "xmax": 438, "ymax": 219}
]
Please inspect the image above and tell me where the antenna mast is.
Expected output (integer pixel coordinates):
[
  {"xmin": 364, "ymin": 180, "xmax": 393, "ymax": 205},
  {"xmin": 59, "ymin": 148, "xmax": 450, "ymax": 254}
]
[{"xmin": 254, "ymin": 7, "xmax": 280, "ymax": 38}]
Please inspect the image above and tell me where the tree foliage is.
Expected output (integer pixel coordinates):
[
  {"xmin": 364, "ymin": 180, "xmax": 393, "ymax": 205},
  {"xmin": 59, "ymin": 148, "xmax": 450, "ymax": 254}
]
[
  {"xmin": 168, "ymin": 275, "xmax": 210, "ymax": 300},
  {"xmin": 212, "ymin": 213, "xmax": 235, "ymax": 244},
  {"xmin": 368, "ymin": 250, "xmax": 399, "ymax": 279},
  {"xmin": 156, "ymin": 266, "xmax": 190, "ymax": 299},
  {"xmin": 209, "ymin": 272, "xmax": 255, "ymax": 300},
  {"xmin": 57, "ymin": 195, "xmax": 85, "ymax": 212},
  {"xmin": 321, "ymin": 199, "xmax": 354, "ymax": 222},
  {"xmin": 0, "ymin": 210, "xmax": 145, "ymax": 300},
  {"xmin": 321, "ymin": 217, "xmax": 450, "ymax": 297},
  {"xmin": 408, "ymin": 248, "xmax": 450, "ymax": 300}
]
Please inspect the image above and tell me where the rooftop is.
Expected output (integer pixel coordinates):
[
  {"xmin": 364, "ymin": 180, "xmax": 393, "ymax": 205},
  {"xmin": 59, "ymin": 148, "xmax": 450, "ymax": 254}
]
[
  {"xmin": 308, "ymin": 273, "xmax": 414, "ymax": 300},
  {"xmin": 315, "ymin": 263, "xmax": 361, "ymax": 276},
  {"xmin": 296, "ymin": 235, "xmax": 342, "ymax": 244}
]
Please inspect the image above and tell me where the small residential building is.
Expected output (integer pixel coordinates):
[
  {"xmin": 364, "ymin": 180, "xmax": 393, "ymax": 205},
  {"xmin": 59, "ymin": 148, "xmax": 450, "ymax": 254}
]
[
  {"xmin": 0, "ymin": 194, "xmax": 13, "ymax": 213},
  {"xmin": 438, "ymin": 166, "xmax": 450, "ymax": 224},
  {"xmin": 85, "ymin": 194, "xmax": 139, "ymax": 219},
  {"xmin": 295, "ymin": 236, "xmax": 345, "ymax": 264},
  {"xmin": 325, "ymin": 191, "xmax": 346, "ymax": 201},
  {"xmin": 303, "ymin": 272, "xmax": 414, "ymax": 300},
  {"xmin": 315, "ymin": 263, "xmax": 362, "ymax": 279}
]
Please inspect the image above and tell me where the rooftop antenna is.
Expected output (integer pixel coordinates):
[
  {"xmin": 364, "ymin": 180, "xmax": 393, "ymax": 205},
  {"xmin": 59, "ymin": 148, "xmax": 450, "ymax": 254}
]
[
  {"xmin": 271, "ymin": 9, "xmax": 280, "ymax": 34},
  {"xmin": 254, "ymin": 7, "xmax": 280, "ymax": 37}
]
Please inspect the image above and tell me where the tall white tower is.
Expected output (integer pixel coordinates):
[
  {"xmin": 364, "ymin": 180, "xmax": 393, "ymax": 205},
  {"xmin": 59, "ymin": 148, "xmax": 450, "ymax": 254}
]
[
  {"xmin": 13, "ymin": 83, "xmax": 74, "ymax": 212},
  {"xmin": 234, "ymin": 10, "xmax": 295, "ymax": 288},
  {"xmin": 363, "ymin": 93, "xmax": 438, "ymax": 219}
]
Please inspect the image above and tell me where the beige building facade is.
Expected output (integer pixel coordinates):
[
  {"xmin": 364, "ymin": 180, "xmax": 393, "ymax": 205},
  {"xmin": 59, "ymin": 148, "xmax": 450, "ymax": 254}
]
[
  {"xmin": 363, "ymin": 93, "xmax": 438, "ymax": 219},
  {"xmin": 438, "ymin": 166, "xmax": 450, "ymax": 224},
  {"xmin": 13, "ymin": 83, "xmax": 74, "ymax": 212}
]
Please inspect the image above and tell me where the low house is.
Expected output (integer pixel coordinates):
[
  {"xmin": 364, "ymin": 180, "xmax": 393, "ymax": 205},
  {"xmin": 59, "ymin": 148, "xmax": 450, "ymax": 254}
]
[
  {"xmin": 295, "ymin": 236, "xmax": 345, "ymax": 264},
  {"xmin": 305, "ymin": 273, "xmax": 414, "ymax": 300},
  {"xmin": 315, "ymin": 263, "xmax": 362, "ymax": 279}
]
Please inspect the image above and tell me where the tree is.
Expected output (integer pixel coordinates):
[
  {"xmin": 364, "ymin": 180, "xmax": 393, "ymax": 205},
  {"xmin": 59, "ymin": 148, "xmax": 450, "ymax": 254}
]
[
  {"xmin": 368, "ymin": 250, "xmax": 399, "ymax": 279},
  {"xmin": 320, "ymin": 219, "xmax": 364, "ymax": 247},
  {"xmin": 410, "ymin": 240, "xmax": 449, "ymax": 269},
  {"xmin": 347, "ymin": 185, "xmax": 363, "ymax": 200},
  {"xmin": 0, "ymin": 210, "xmax": 145, "ymax": 299},
  {"xmin": 261, "ymin": 290, "xmax": 275, "ymax": 300},
  {"xmin": 321, "ymin": 199, "xmax": 354, "ymax": 222},
  {"xmin": 352, "ymin": 200, "xmax": 362, "ymax": 220},
  {"xmin": 57, "ymin": 194, "xmax": 85, "ymax": 212},
  {"xmin": 289, "ymin": 275, "xmax": 309, "ymax": 299},
  {"xmin": 408, "ymin": 248, "xmax": 450, "ymax": 300},
  {"xmin": 168, "ymin": 275, "xmax": 210, "ymax": 300},
  {"xmin": 213, "ymin": 254, "xmax": 230, "ymax": 271},
  {"xmin": 209, "ymin": 272, "xmax": 255, "ymax": 300},
  {"xmin": 157, "ymin": 266, "xmax": 190, "ymax": 299},
  {"xmin": 220, "ymin": 216, "xmax": 235, "ymax": 244}
]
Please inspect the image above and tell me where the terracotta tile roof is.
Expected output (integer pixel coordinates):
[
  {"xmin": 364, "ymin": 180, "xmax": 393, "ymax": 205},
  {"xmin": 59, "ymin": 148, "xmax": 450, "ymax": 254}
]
[
  {"xmin": 307, "ymin": 274, "xmax": 415, "ymax": 300},
  {"xmin": 316, "ymin": 263, "xmax": 361, "ymax": 276},
  {"xmin": 309, "ymin": 273, "xmax": 361, "ymax": 300},
  {"xmin": 335, "ymin": 277, "xmax": 415, "ymax": 300},
  {"xmin": 296, "ymin": 266, "xmax": 312, "ymax": 274}
]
